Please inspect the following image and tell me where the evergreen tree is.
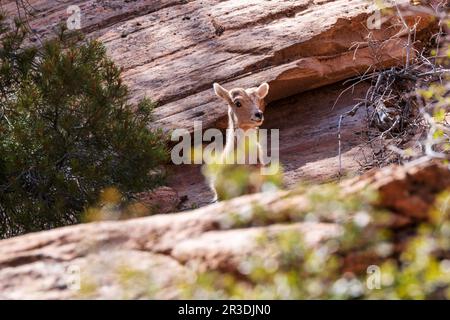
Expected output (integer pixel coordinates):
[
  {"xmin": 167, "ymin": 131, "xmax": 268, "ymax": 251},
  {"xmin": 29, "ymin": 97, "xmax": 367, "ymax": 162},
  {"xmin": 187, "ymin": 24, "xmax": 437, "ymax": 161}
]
[{"xmin": 0, "ymin": 14, "xmax": 168, "ymax": 238}]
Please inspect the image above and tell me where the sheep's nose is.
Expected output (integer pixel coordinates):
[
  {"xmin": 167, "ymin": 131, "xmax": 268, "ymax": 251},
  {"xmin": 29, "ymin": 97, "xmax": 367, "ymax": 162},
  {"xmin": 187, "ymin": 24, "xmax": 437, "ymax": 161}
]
[{"xmin": 254, "ymin": 111, "xmax": 263, "ymax": 120}]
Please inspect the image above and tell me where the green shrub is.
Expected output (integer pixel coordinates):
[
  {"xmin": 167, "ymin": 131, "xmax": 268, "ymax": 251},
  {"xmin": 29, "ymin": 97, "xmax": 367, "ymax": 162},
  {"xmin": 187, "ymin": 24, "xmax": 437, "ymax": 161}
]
[{"xmin": 0, "ymin": 15, "xmax": 168, "ymax": 238}]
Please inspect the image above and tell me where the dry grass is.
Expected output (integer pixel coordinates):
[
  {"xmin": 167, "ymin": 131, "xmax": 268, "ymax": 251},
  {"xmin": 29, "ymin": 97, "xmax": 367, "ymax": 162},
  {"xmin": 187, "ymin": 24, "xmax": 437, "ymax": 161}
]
[{"xmin": 337, "ymin": 1, "xmax": 449, "ymax": 176}]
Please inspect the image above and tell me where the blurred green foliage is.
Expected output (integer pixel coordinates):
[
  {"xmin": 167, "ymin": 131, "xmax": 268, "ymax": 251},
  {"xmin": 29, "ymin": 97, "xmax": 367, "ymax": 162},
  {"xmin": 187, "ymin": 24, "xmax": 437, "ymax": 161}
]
[
  {"xmin": 0, "ymin": 14, "xmax": 168, "ymax": 238},
  {"xmin": 73, "ymin": 184, "xmax": 450, "ymax": 300},
  {"xmin": 204, "ymin": 162, "xmax": 283, "ymax": 201},
  {"xmin": 83, "ymin": 187, "xmax": 154, "ymax": 222},
  {"xmin": 202, "ymin": 133, "xmax": 284, "ymax": 201},
  {"xmin": 179, "ymin": 188, "xmax": 450, "ymax": 300},
  {"xmin": 418, "ymin": 42, "xmax": 450, "ymax": 158}
]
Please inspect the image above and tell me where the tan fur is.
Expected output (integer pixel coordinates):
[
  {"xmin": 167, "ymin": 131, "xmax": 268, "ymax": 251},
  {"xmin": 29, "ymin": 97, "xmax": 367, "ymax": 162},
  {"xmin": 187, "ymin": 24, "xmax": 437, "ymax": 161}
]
[{"xmin": 209, "ymin": 82, "xmax": 270, "ymax": 202}]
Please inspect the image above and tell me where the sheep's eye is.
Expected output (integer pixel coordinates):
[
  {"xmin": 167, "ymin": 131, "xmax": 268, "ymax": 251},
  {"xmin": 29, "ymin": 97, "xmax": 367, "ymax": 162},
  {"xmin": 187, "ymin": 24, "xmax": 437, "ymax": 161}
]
[{"xmin": 234, "ymin": 101, "xmax": 242, "ymax": 108}]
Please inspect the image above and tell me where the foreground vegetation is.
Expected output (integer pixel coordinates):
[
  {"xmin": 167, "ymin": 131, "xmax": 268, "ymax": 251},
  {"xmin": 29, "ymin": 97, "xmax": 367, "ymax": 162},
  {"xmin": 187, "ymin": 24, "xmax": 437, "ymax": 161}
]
[
  {"xmin": 73, "ymin": 176, "xmax": 450, "ymax": 300},
  {"xmin": 180, "ymin": 187, "xmax": 450, "ymax": 299}
]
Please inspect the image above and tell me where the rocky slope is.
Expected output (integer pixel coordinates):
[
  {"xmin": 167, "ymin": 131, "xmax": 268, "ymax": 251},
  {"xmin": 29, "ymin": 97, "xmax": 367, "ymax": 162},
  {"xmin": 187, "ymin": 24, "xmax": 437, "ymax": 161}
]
[
  {"xmin": 0, "ymin": 160, "xmax": 449, "ymax": 299},
  {"xmin": 2, "ymin": 0, "xmax": 438, "ymax": 207},
  {"xmin": 0, "ymin": 0, "xmax": 447, "ymax": 299}
]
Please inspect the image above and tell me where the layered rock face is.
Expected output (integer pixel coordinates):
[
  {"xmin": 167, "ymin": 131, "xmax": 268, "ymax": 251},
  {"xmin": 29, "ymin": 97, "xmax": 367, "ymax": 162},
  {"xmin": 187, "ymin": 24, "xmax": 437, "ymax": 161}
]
[
  {"xmin": 1, "ymin": 0, "xmax": 433, "ymax": 130},
  {"xmin": 0, "ymin": 0, "xmax": 445, "ymax": 299},
  {"xmin": 3, "ymin": 0, "xmax": 434, "ymax": 130},
  {"xmin": 2, "ymin": 0, "xmax": 437, "ymax": 206},
  {"xmin": 0, "ymin": 161, "xmax": 449, "ymax": 299}
]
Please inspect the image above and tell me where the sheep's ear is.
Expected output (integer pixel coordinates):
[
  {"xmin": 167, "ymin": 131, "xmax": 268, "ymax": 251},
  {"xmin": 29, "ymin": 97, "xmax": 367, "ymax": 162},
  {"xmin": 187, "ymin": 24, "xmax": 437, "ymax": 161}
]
[
  {"xmin": 256, "ymin": 82, "xmax": 269, "ymax": 99},
  {"xmin": 213, "ymin": 83, "xmax": 230, "ymax": 101}
]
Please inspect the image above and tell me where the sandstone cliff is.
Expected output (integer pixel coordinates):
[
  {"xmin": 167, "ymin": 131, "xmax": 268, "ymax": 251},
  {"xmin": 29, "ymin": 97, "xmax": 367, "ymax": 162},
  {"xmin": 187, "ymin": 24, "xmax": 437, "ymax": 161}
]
[
  {"xmin": 2, "ymin": 0, "xmax": 438, "ymax": 207},
  {"xmin": 0, "ymin": 0, "xmax": 447, "ymax": 299},
  {"xmin": 0, "ymin": 160, "xmax": 449, "ymax": 299}
]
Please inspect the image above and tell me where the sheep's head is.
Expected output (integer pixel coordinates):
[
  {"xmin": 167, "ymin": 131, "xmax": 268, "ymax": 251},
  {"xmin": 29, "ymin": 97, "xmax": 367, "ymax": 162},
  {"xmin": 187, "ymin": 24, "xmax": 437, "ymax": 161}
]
[{"xmin": 213, "ymin": 82, "xmax": 269, "ymax": 130}]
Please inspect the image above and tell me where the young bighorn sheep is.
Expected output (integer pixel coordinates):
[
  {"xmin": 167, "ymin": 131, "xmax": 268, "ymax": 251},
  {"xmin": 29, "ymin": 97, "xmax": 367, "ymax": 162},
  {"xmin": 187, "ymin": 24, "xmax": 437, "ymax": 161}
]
[{"xmin": 209, "ymin": 82, "xmax": 270, "ymax": 202}]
